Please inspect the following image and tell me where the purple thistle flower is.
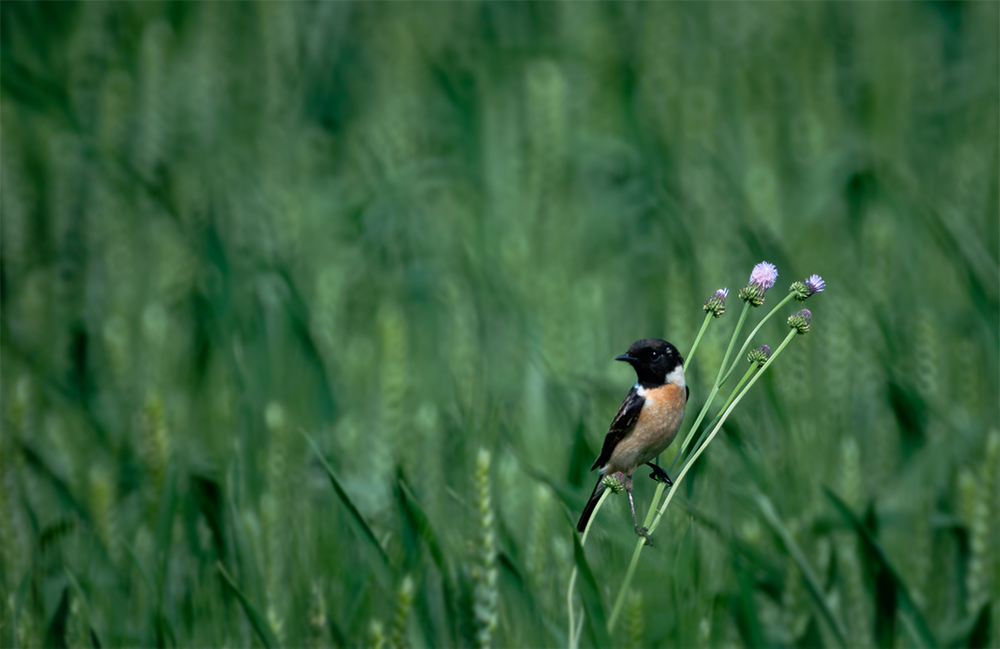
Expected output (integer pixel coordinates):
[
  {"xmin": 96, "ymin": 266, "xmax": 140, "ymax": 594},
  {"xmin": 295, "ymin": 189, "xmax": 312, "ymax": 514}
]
[
  {"xmin": 748, "ymin": 262, "xmax": 778, "ymax": 290},
  {"xmin": 703, "ymin": 287, "xmax": 729, "ymax": 318},
  {"xmin": 791, "ymin": 274, "xmax": 826, "ymax": 302},
  {"xmin": 739, "ymin": 261, "xmax": 778, "ymax": 307},
  {"xmin": 805, "ymin": 275, "xmax": 825, "ymax": 294}
]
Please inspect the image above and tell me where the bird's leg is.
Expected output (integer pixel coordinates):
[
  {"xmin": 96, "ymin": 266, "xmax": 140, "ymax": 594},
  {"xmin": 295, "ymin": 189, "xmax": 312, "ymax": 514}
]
[
  {"xmin": 625, "ymin": 474, "xmax": 653, "ymax": 546},
  {"xmin": 646, "ymin": 462, "xmax": 673, "ymax": 486}
]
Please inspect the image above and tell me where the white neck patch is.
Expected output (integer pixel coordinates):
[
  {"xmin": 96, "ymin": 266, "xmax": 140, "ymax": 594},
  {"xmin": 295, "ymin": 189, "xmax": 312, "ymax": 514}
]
[
  {"xmin": 634, "ymin": 383, "xmax": 646, "ymax": 397},
  {"xmin": 665, "ymin": 365, "xmax": 685, "ymax": 388}
]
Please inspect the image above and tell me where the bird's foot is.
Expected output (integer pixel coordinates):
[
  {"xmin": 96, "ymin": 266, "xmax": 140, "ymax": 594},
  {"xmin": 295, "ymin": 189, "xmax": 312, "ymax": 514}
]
[
  {"xmin": 646, "ymin": 463, "xmax": 673, "ymax": 486},
  {"xmin": 634, "ymin": 525, "xmax": 653, "ymax": 546}
]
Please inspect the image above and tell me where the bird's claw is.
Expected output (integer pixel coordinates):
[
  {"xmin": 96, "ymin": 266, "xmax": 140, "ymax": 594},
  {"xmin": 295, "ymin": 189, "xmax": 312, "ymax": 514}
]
[
  {"xmin": 646, "ymin": 463, "xmax": 673, "ymax": 486},
  {"xmin": 634, "ymin": 525, "xmax": 653, "ymax": 546}
]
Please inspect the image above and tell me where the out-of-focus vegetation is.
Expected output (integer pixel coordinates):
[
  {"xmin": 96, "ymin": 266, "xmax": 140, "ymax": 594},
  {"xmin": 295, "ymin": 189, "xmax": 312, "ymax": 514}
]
[{"xmin": 1, "ymin": 2, "xmax": 997, "ymax": 647}]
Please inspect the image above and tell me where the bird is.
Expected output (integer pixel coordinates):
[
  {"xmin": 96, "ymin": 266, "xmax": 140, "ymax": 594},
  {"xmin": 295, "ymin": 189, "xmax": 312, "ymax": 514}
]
[{"xmin": 576, "ymin": 338, "xmax": 688, "ymax": 543}]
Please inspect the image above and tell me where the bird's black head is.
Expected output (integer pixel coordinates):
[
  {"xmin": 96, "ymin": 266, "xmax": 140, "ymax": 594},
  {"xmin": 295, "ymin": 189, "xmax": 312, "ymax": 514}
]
[{"xmin": 615, "ymin": 338, "xmax": 684, "ymax": 388}]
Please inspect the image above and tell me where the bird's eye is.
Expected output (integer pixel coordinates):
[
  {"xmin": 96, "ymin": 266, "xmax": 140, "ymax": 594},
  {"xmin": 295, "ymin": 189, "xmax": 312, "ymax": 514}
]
[{"xmin": 650, "ymin": 350, "xmax": 660, "ymax": 359}]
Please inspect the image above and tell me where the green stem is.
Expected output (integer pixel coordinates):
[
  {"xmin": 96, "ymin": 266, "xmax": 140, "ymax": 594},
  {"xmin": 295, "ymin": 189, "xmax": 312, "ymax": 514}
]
[
  {"xmin": 655, "ymin": 312, "xmax": 714, "ymax": 466},
  {"xmin": 666, "ymin": 302, "xmax": 752, "ymax": 477},
  {"xmin": 606, "ymin": 328, "xmax": 799, "ymax": 632},
  {"xmin": 599, "ymin": 478, "xmax": 667, "ymax": 634},
  {"xmin": 567, "ymin": 488, "xmax": 611, "ymax": 649},
  {"xmin": 679, "ymin": 363, "xmax": 757, "ymax": 471},
  {"xmin": 685, "ymin": 313, "xmax": 713, "ymax": 369},
  {"xmin": 719, "ymin": 292, "xmax": 796, "ymax": 386}
]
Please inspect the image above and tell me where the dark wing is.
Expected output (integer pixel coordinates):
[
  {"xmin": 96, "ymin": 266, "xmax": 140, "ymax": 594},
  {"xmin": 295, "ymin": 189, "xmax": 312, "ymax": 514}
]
[{"xmin": 590, "ymin": 387, "xmax": 645, "ymax": 471}]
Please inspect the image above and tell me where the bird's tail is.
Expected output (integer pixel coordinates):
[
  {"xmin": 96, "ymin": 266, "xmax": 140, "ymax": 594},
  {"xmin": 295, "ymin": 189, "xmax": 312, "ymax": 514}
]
[{"xmin": 576, "ymin": 477, "xmax": 605, "ymax": 533}]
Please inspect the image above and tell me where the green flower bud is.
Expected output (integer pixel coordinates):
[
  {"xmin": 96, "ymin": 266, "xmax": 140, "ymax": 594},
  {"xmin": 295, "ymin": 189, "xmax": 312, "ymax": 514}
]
[
  {"xmin": 787, "ymin": 309, "xmax": 812, "ymax": 334},
  {"xmin": 747, "ymin": 344, "xmax": 771, "ymax": 367}
]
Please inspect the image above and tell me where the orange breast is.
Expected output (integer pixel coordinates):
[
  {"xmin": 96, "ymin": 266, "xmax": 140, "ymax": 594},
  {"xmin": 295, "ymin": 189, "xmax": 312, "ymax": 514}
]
[{"xmin": 605, "ymin": 383, "xmax": 686, "ymax": 475}]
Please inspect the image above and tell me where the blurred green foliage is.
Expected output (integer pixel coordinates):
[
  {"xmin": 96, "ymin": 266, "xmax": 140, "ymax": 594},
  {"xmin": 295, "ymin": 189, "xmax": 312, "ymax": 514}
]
[{"xmin": 2, "ymin": 2, "xmax": 998, "ymax": 647}]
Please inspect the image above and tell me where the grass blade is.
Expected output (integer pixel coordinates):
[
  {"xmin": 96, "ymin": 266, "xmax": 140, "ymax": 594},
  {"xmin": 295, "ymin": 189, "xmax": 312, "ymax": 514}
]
[
  {"xmin": 216, "ymin": 561, "xmax": 280, "ymax": 649},
  {"xmin": 395, "ymin": 471, "xmax": 458, "ymax": 647},
  {"xmin": 732, "ymin": 551, "xmax": 768, "ymax": 648},
  {"xmin": 19, "ymin": 441, "xmax": 88, "ymax": 520},
  {"xmin": 63, "ymin": 568, "xmax": 105, "ymax": 649},
  {"xmin": 568, "ymin": 516, "xmax": 611, "ymax": 648},
  {"xmin": 505, "ymin": 439, "xmax": 586, "ymax": 513},
  {"xmin": 43, "ymin": 585, "xmax": 70, "ymax": 649},
  {"xmin": 966, "ymin": 601, "xmax": 992, "ymax": 649},
  {"xmin": 824, "ymin": 488, "xmax": 938, "ymax": 648},
  {"xmin": 754, "ymin": 492, "xmax": 848, "ymax": 647},
  {"xmin": 396, "ymin": 472, "xmax": 448, "ymax": 575},
  {"xmin": 679, "ymin": 497, "xmax": 783, "ymax": 583},
  {"xmin": 302, "ymin": 429, "xmax": 389, "ymax": 566}
]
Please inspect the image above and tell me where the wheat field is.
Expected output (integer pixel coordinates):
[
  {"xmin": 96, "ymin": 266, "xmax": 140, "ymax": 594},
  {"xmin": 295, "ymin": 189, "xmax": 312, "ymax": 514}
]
[{"xmin": 1, "ymin": 3, "xmax": 998, "ymax": 647}]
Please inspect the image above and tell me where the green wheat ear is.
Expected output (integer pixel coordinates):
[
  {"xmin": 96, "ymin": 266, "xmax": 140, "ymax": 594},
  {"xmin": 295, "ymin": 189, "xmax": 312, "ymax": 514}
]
[
  {"xmin": 135, "ymin": 21, "xmax": 172, "ymax": 181},
  {"xmin": 369, "ymin": 619, "xmax": 386, "ymax": 649},
  {"xmin": 0, "ymin": 131, "xmax": 33, "ymax": 282},
  {"xmin": 89, "ymin": 463, "xmax": 119, "ymax": 563},
  {"xmin": 263, "ymin": 401, "xmax": 289, "ymax": 641},
  {"xmin": 141, "ymin": 395, "xmax": 170, "ymax": 506},
  {"xmin": 836, "ymin": 437, "xmax": 870, "ymax": 644},
  {"xmin": 838, "ymin": 530, "xmax": 870, "ymax": 645},
  {"xmin": 526, "ymin": 484, "xmax": 551, "ymax": 592},
  {"xmin": 66, "ymin": 593, "xmax": 89, "ymax": 649},
  {"xmin": 1, "ymin": 378, "xmax": 30, "ymax": 581},
  {"xmin": 472, "ymin": 448, "xmax": 498, "ymax": 649},
  {"xmin": 389, "ymin": 575, "xmax": 415, "ymax": 649},
  {"xmin": 839, "ymin": 437, "xmax": 863, "ymax": 510},
  {"xmin": 966, "ymin": 431, "xmax": 999, "ymax": 616},
  {"xmin": 376, "ymin": 302, "xmax": 409, "ymax": 514},
  {"xmin": 624, "ymin": 591, "xmax": 644, "ymax": 649},
  {"xmin": 307, "ymin": 581, "xmax": 329, "ymax": 649}
]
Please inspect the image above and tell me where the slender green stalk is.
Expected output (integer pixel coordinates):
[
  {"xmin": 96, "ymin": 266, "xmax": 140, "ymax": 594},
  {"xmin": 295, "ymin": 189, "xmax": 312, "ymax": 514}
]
[
  {"xmin": 667, "ymin": 302, "xmax": 752, "ymax": 477},
  {"xmin": 719, "ymin": 292, "xmax": 796, "ymax": 386},
  {"xmin": 654, "ymin": 312, "xmax": 714, "ymax": 467},
  {"xmin": 567, "ymin": 488, "xmax": 611, "ymax": 649},
  {"xmin": 685, "ymin": 313, "xmax": 713, "ymax": 369},
  {"xmin": 714, "ymin": 364, "xmax": 758, "ymax": 425},
  {"xmin": 652, "ymin": 329, "xmax": 796, "ymax": 534},
  {"xmin": 605, "ymin": 532, "xmax": 650, "ymax": 632},
  {"xmin": 678, "ymin": 363, "xmax": 758, "ymax": 471},
  {"xmin": 607, "ymin": 328, "xmax": 799, "ymax": 632},
  {"xmin": 570, "ymin": 305, "xmax": 725, "ymax": 644}
]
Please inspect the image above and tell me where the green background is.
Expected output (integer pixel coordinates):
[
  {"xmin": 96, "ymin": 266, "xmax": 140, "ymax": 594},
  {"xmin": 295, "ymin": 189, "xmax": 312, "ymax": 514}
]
[{"xmin": 2, "ymin": 2, "xmax": 997, "ymax": 647}]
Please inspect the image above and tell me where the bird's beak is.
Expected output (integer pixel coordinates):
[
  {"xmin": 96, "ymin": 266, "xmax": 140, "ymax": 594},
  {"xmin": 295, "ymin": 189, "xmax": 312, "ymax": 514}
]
[{"xmin": 615, "ymin": 354, "xmax": 636, "ymax": 363}]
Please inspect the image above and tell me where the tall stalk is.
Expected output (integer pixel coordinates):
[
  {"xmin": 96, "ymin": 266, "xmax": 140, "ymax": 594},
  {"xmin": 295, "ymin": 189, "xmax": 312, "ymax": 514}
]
[{"xmin": 607, "ymin": 324, "xmax": 805, "ymax": 631}]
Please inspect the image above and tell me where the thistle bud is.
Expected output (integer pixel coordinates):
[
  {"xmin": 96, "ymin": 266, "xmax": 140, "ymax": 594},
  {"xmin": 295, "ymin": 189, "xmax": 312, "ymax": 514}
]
[
  {"xmin": 603, "ymin": 472, "xmax": 625, "ymax": 494},
  {"xmin": 788, "ymin": 309, "xmax": 812, "ymax": 335},
  {"xmin": 790, "ymin": 274, "xmax": 826, "ymax": 302},
  {"xmin": 747, "ymin": 344, "xmax": 771, "ymax": 367},
  {"xmin": 703, "ymin": 288, "xmax": 729, "ymax": 318}
]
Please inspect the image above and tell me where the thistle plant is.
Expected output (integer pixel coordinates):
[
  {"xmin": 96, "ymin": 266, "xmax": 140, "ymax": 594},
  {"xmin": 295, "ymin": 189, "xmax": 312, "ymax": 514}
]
[
  {"xmin": 568, "ymin": 262, "xmax": 826, "ymax": 640},
  {"xmin": 668, "ymin": 262, "xmax": 808, "ymax": 475},
  {"xmin": 687, "ymin": 287, "xmax": 729, "ymax": 364}
]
